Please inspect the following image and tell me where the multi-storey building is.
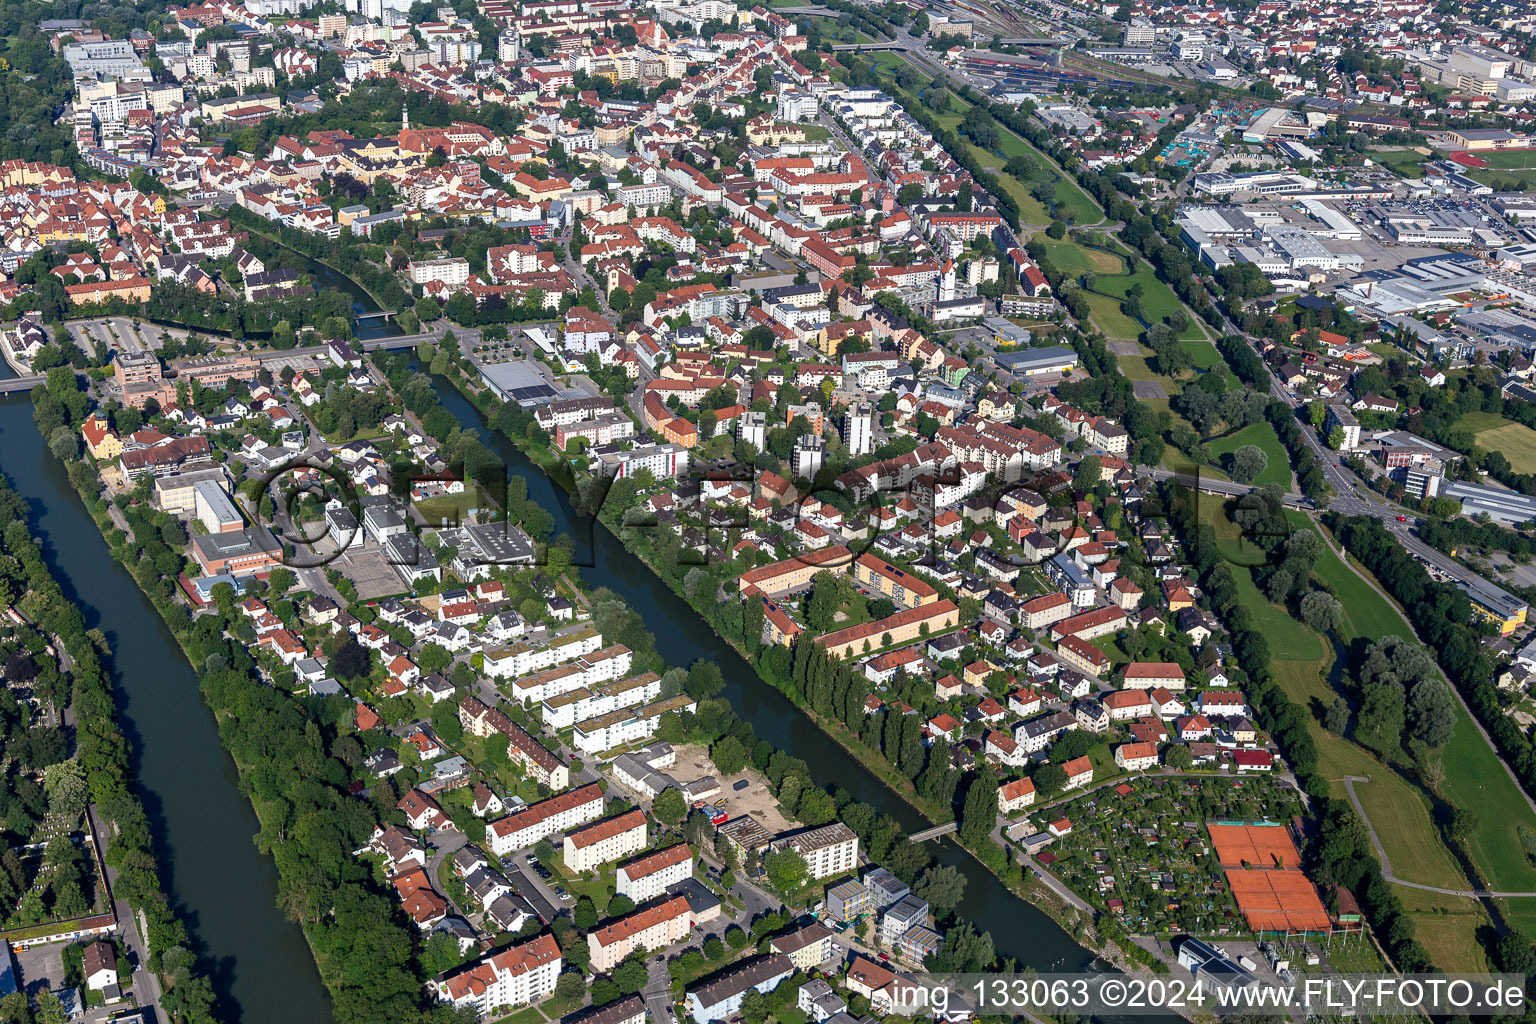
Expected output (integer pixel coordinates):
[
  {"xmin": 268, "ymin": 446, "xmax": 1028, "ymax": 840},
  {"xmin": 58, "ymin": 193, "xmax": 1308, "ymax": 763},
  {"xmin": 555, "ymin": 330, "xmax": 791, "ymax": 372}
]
[
  {"xmin": 587, "ymin": 895, "xmax": 693, "ymax": 972},
  {"xmin": 615, "ymin": 843, "xmax": 693, "ymax": 904},
  {"xmin": 485, "ymin": 783, "xmax": 604, "ymax": 856},
  {"xmin": 769, "ymin": 823, "xmax": 858, "ymax": 880},
  {"xmin": 563, "ymin": 809, "xmax": 648, "ymax": 873},
  {"xmin": 433, "ymin": 933, "xmax": 561, "ymax": 1017}
]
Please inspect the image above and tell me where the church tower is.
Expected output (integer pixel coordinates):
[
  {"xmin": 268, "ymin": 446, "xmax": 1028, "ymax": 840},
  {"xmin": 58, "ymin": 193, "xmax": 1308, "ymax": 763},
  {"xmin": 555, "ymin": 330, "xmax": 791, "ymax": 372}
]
[{"xmin": 401, "ymin": 101, "xmax": 409, "ymax": 133}]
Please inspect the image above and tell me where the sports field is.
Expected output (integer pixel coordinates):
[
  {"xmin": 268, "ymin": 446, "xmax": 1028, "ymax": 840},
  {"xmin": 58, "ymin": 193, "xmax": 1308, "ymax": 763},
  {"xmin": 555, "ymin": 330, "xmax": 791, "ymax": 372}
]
[
  {"xmin": 1475, "ymin": 149, "xmax": 1536, "ymax": 169},
  {"xmin": 1459, "ymin": 411, "xmax": 1536, "ymax": 473}
]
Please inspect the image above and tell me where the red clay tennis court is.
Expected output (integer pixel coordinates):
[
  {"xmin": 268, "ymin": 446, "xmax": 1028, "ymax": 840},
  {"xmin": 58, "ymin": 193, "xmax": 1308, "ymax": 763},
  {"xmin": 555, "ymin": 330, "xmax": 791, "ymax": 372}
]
[
  {"xmin": 1224, "ymin": 870, "xmax": 1332, "ymax": 932},
  {"xmin": 1208, "ymin": 822, "xmax": 1301, "ymax": 869},
  {"xmin": 1210, "ymin": 823, "xmax": 1330, "ymax": 932}
]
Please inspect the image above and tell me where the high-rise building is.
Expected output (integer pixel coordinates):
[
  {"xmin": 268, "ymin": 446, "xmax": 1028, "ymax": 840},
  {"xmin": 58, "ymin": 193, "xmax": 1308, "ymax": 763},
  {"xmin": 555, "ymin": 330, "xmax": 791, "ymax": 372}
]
[{"xmin": 844, "ymin": 402, "xmax": 873, "ymax": 457}]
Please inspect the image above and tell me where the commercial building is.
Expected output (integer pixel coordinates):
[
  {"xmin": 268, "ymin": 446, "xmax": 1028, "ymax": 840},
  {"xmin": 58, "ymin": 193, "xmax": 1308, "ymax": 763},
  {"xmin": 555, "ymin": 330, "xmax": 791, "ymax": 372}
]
[
  {"xmin": 189, "ymin": 526, "xmax": 283, "ymax": 577},
  {"xmin": 993, "ymin": 346, "xmax": 1079, "ymax": 377}
]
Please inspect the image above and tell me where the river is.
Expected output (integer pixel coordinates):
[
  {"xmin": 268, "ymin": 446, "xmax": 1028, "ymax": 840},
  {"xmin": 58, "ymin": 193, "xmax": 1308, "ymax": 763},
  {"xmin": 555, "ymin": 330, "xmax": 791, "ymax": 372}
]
[{"xmin": 0, "ymin": 386, "xmax": 333, "ymax": 1020}]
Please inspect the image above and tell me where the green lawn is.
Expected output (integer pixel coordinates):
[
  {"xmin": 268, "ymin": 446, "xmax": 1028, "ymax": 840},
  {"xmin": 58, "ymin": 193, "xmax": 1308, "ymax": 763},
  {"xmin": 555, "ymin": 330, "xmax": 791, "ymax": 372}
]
[
  {"xmin": 1181, "ymin": 340, "xmax": 1222, "ymax": 369},
  {"xmin": 890, "ymin": 68, "xmax": 1101, "ymax": 227},
  {"xmin": 1458, "ymin": 411, "xmax": 1536, "ymax": 473},
  {"xmin": 1198, "ymin": 503, "xmax": 1472, "ymax": 894},
  {"xmin": 1033, "ymin": 235, "xmax": 1125, "ymax": 277},
  {"xmin": 414, "ymin": 489, "xmax": 484, "ymax": 527},
  {"xmin": 1369, "ymin": 148, "xmax": 1430, "ymax": 179},
  {"xmin": 1084, "ymin": 291, "xmax": 1142, "ymax": 340},
  {"xmin": 1396, "ymin": 888, "xmax": 1493, "ymax": 972},
  {"xmin": 1205, "ymin": 422, "xmax": 1293, "ymax": 490},
  {"xmin": 1472, "ymin": 149, "xmax": 1536, "ymax": 169},
  {"xmin": 1304, "ymin": 518, "xmax": 1536, "ymax": 896}
]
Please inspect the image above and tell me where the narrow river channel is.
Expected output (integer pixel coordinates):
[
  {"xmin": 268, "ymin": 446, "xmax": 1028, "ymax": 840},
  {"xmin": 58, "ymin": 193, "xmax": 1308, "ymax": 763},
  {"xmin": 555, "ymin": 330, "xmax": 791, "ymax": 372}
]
[{"xmin": 0, "ymin": 394, "xmax": 335, "ymax": 1023}]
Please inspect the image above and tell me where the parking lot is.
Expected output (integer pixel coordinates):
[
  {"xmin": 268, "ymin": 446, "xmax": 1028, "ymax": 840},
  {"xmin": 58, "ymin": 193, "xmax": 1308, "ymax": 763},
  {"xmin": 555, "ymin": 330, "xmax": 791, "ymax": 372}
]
[{"xmin": 334, "ymin": 545, "xmax": 408, "ymax": 600}]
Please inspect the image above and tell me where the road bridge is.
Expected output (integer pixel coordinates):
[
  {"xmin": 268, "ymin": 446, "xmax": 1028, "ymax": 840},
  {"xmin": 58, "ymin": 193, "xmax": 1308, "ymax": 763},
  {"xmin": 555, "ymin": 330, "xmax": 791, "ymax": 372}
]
[{"xmin": 0, "ymin": 375, "xmax": 44, "ymax": 395}]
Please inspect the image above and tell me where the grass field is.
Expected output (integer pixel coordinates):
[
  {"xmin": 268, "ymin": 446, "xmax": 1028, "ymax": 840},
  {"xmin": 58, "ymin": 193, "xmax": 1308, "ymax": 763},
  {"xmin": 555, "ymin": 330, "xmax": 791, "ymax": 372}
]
[
  {"xmin": 1182, "ymin": 340, "xmax": 1222, "ymax": 370},
  {"xmin": 1305, "ymin": 519, "xmax": 1536, "ymax": 896},
  {"xmin": 892, "ymin": 67, "xmax": 1102, "ymax": 227},
  {"xmin": 1369, "ymin": 147, "xmax": 1430, "ymax": 179},
  {"xmin": 1474, "ymin": 150, "xmax": 1536, "ymax": 169},
  {"xmin": 1396, "ymin": 889, "xmax": 1492, "ymax": 972},
  {"xmin": 1196, "ymin": 503, "xmax": 1477, "ymax": 896},
  {"xmin": 1033, "ymin": 235, "xmax": 1125, "ymax": 277},
  {"xmin": 1082, "ymin": 291, "xmax": 1138, "ymax": 340},
  {"xmin": 414, "ymin": 489, "xmax": 484, "ymax": 527},
  {"xmin": 1458, "ymin": 411, "xmax": 1536, "ymax": 473},
  {"xmin": 1467, "ymin": 167, "xmax": 1536, "ymax": 190},
  {"xmin": 1205, "ymin": 422, "xmax": 1293, "ymax": 490}
]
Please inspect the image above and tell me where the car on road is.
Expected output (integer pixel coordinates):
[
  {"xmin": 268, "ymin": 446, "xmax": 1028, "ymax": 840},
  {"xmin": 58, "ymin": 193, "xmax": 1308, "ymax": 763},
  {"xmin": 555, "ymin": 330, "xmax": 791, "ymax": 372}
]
[{"xmin": 1397, "ymin": 515, "xmax": 1408, "ymax": 522}]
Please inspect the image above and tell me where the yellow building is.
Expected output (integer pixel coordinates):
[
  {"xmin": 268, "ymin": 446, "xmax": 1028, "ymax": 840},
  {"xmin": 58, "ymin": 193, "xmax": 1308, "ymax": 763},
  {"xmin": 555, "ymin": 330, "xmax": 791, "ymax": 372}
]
[
  {"xmin": 1464, "ymin": 579, "xmax": 1528, "ymax": 636},
  {"xmin": 81, "ymin": 414, "xmax": 123, "ymax": 461}
]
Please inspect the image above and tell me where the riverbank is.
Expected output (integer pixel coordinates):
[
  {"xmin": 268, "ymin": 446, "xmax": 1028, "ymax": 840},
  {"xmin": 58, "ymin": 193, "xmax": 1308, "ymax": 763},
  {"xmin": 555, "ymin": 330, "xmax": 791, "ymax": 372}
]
[
  {"xmin": 0, "ymin": 467, "xmax": 221, "ymax": 1023},
  {"xmin": 414, "ymin": 349, "xmax": 1184, "ymax": 983},
  {"xmin": 0, "ymin": 397, "xmax": 339, "ymax": 1024}
]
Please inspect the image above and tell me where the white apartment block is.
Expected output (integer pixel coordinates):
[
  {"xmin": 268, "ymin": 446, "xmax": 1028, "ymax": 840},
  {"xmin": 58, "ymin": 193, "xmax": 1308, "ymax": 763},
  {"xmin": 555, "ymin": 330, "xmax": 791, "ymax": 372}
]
[
  {"xmin": 540, "ymin": 671, "xmax": 661, "ymax": 729},
  {"xmin": 506, "ymin": 642, "xmax": 633, "ymax": 704},
  {"xmin": 408, "ymin": 256, "xmax": 471, "ymax": 287},
  {"xmin": 572, "ymin": 695, "xmax": 696, "ymax": 754},
  {"xmin": 434, "ymin": 933, "xmax": 561, "ymax": 1017},
  {"xmin": 485, "ymin": 783, "xmax": 605, "ymax": 856},
  {"xmin": 587, "ymin": 895, "xmax": 694, "ymax": 973},
  {"xmin": 769, "ymin": 823, "xmax": 859, "ymax": 880},
  {"xmin": 616, "ymin": 843, "xmax": 693, "ymax": 904},
  {"xmin": 616, "ymin": 183, "xmax": 672, "ymax": 209},
  {"xmin": 844, "ymin": 403, "xmax": 874, "ymax": 457},
  {"xmin": 563, "ymin": 809, "xmax": 648, "ymax": 873},
  {"xmin": 482, "ymin": 628, "xmax": 605, "ymax": 683}
]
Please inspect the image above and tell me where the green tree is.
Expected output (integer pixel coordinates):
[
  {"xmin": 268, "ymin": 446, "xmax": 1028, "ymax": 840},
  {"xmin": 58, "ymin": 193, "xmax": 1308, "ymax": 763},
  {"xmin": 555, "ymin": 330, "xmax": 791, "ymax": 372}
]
[
  {"xmin": 653, "ymin": 787, "xmax": 687, "ymax": 825},
  {"xmin": 763, "ymin": 849, "xmax": 810, "ymax": 894}
]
